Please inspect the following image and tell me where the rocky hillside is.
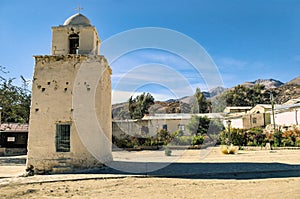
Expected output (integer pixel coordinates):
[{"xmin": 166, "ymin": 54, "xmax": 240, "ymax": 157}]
[
  {"xmin": 272, "ymin": 83, "xmax": 300, "ymax": 104},
  {"xmin": 286, "ymin": 76, "xmax": 300, "ymax": 86},
  {"xmin": 242, "ymin": 79, "xmax": 284, "ymax": 89}
]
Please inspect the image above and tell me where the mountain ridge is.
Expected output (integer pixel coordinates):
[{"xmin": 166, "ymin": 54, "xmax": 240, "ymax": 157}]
[{"xmin": 112, "ymin": 76, "xmax": 300, "ymax": 119}]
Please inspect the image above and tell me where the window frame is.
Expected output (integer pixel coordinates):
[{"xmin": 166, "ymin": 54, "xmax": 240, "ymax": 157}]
[{"xmin": 55, "ymin": 123, "xmax": 71, "ymax": 152}]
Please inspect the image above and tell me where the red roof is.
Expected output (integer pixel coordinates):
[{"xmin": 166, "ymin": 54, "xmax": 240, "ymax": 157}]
[{"xmin": 0, "ymin": 123, "xmax": 29, "ymax": 132}]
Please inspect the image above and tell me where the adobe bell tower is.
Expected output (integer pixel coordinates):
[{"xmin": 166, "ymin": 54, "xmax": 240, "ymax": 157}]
[
  {"xmin": 26, "ymin": 12, "xmax": 113, "ymax": 173},
  {"xmin": 51, "ymin": 13, "xmax": 100, "ymax": 55}
]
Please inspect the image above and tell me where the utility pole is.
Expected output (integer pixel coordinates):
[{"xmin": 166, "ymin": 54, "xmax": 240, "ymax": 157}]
[{"xmin": 270, "ymin": 93, "xmax": 276, "ymax": 130}]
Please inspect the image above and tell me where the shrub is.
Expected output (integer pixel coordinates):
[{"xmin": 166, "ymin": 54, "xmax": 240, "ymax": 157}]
[
  {"xmin": 230, "ymin": 128, "xmax": 246, "ymax": 146},
  {"xmin": 164, "ymin": 147, "xmax": 172, "ymax": 156},
  {"xmin": 157, "ymin": 129, "xmax": 174, "ymax": 145},
  {"xmin": 273, "ymin": 130, "xmax": 283, "ymax": 147},
  {"xmin": 191, "ymin": 135, "xmax": 204, "ymax": 146},
  {"xmin": 113, "ymin": 135, "xmax": 134, "ymax": 148},
  {"xmin": 296, "ymin": 138, "xmax": 300, "ymax": 147},
  {"xmin": 172, "ymin": 135, "xmax": 193, "ymax": 146},
  {"xmin": 246, "ymin": 127, "xmax": 265, "ymax": 147}
]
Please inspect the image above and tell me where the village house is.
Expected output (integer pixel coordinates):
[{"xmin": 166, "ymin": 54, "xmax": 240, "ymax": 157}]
[
  {"xmin": 272, "ymin": 103, "xmax": 300, "ymax": 127},
  {"xmin": 0, "ymin": 123, "xmax": 28, "ymax": 156},
  {"xmin": 113, "ymin": 113, "xmax": 223, "ymax": 140},
  {"xmin": 224, "ymin": 99, "xmax": 300, "ymax": 130},
  {"xmin": 242, "ymin": 104, "xmax": 272, "ymax": 129},
  {"xmin": 223, "ymin": 106, "xmax": 252, "ymax": 129},
  {"xmin": 224, "ymin": 104, "xmax": 272, "ymax": 130},
  {"xmin": 0, "ymin": 107, "xmax": 28, "ymax": 156},
  {"xmin": 223, "ymin": 106, "xmax": 252, "ymax": 115}
]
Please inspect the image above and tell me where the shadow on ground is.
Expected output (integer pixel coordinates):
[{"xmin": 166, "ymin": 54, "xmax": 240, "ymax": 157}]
[{"xmin": 73, "ymin": 161, "xmax": 300, "ymax": 180}]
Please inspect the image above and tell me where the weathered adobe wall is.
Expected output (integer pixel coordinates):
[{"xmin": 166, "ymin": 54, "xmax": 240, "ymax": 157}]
[
  {"xmin": 113, "ymin": 118, "xmax": 191, "ymax": 139},
  {"xmin": 52, "ymin": 26, "xmax": 100, "ymax": 55},
  {"xmin": 27, "ymin": 55, "xmax": 112, "ymax": 173}
]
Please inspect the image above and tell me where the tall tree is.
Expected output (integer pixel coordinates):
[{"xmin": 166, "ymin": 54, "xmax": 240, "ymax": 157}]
[
  {"xmin": 191, "ymin": 87, "xmax": 208, "ymax": 113},
  {"xmin": 0, "ymin": 66, "xmax": 31, "ymax": 123},
  {"xmin": 225, "ymin": 84, "xmax": 269, "ymax": 107},
  {"xmin": 186, "ymin": 115, "xmax": 210, "ymax": 135},
  {"xmin": 128, "ymin": 92, "xmax": 155, "ymax": 119},
  {"xmin": 0, "ymin": 79, "xmax": 31, "ymax": 123}
]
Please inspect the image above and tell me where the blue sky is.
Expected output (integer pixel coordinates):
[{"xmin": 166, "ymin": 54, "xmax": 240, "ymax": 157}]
[{"xmin": 0, "ymin": 0, "xmax": 299, "ymax": 103}]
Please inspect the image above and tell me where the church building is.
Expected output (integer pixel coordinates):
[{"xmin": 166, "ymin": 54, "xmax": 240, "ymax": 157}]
[{"xmin": 26, "ymin": 12, "xmax": 113, "ymax": 173}]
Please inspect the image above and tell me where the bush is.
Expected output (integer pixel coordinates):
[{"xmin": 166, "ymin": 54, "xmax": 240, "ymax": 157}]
[
  {"xmin": 191, "ymin": 135, "xmax": 204, "ymax": 146},
  {"xmin": 245, "ymin": 127, "xmax": 266, "ymax": 147},
  {"xmin": 219, "ymin": 127, "xmax": 271, "ymax": 147},
  {"xmin": 219, "ymin": 128, "xmax": 246, "ymax": 146},
  {"xmin": 157, "ymin": 129, "xmax": 174, "ymax": 145},
  {"xmin": 164, "ymin": 147, "xmax": 172, "ymax": 156},
  {"xmin": 231, "ymin": 128, "xmax": 247, "ymax": 146},
  {"xmin": 296, "ymin": 138, "xmax": 300, "ymax": 147},
  {"xmin": 273, "ymin": 130, "xmax": 283, "ymax": 147},
  {"xmin": 172, "ymin": 135, "xmax": 193, "ymax": 146},
  {"xmin": 113, "ymin": 135, "xmax": 134, "ymax": 148}
]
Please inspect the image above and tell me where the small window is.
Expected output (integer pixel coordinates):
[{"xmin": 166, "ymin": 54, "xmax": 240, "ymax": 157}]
[
  {"xmin": 7, "ymin": 137, "xmax": 15, "ymax": 142},
  {"xmin": 56, "ymin": 124, "xmax": 71, "ymax": 152},
  {"xmin": 178, "ymin": 124, "xmax": 185, "ymax": 131},
  {"xmin": 141, "ymin": 126, "xmax": 149, "ymax": 135},
  {"xmin": 252, "ymin": 117, "xmax": 257, "ymax": 124},
  {"xmin": 162, "ymin": 124, "xmax": 168, "ymax": 131}
]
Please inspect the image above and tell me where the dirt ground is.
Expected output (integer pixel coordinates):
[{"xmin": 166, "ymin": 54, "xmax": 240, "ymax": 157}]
[
  {"xmin": 0, "ymin": 148, "xmax": 299, "ymax": 198},
  {"xmin": 0, "ymin": 177, "xmax": 299, "ymax": 199}
]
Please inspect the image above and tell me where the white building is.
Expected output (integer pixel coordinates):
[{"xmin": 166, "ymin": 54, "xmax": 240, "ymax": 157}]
[{"xmin": 272, "ymin": 104, "xmax": 300, "ymax": 127}]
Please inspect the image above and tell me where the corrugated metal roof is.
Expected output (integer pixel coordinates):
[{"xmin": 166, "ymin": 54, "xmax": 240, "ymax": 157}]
[
  {"xmin": 224, "ymin": 106, "xmax": 252, "ymax": 110},
  {"xmin": 275, "ymin": 103, "xmax": 300, "ymax": 111},
  {"xmin": 254, "ymin": 104, "xmax": 272, "ymax": 109},
  {"xmin": 0, "ymin": 123, "xmax": 29, "ymax": 132},
  {"xmin": 284, "ymin": 98, "xmax": 300, "ymax": 105},
  {"xmin": 142, "ymin": 113, "xmax": 223, "ymax": 120}
]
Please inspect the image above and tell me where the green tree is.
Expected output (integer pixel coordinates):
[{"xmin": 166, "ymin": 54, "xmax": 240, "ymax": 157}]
[
  {"xmin": 186, "ymin": 115, "xmax": 210, "ymax": 136},
  {"xmin": 212, "ymin": 93, "xmax": 228, "ymax": 113},
  {"xmin": 225, "ymin": 84, "xmax": 270, "ymax": 107},
  {"xmin": 128, "ymin": 92, "xmax": 155, "ymax": 119},
  {"xmin": 0, "ymin": 78, "xmax": 31, "ymax": 123},
  {"xmin": 191, "ymin": 87, "xmax": 208, "ymax": 113}
]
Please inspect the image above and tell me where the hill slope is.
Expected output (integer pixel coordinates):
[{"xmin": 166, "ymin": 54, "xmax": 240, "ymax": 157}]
[
  {"xmin": 112, "ymin": 76, "xmax": 300, "ymax": 117},
  {"xmin": 242, "ymin": 79, "xmax": 283, "ymax": 89}
]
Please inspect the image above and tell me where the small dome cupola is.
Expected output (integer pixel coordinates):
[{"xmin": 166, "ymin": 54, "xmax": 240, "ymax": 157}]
[
  {"xmin": 63, "ymin": 13, "xmax": 91, "ymax": 26},
  {"xmin": 51, "ymin": 12, "xmax": 100, "ymax": 55}
]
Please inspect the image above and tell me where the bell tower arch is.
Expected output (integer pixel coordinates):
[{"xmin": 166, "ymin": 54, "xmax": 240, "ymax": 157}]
[{"xmin": 51, "ymin": 13, "xmax": 100, "ymax": 55}]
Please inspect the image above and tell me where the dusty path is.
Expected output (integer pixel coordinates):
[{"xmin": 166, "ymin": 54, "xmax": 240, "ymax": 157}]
[
  {"xmin": 0, "ymin": 176, "xmax": 299, "ymax": 199},
  {"xmin": 0, "ymin": 148, "xmax": 299, "ymax": 198}
]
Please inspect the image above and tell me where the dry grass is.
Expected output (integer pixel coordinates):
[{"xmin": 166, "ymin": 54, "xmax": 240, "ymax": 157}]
[{"xmin": 221, "ymin": 145, "xmax": 239, "ymax": 154}]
